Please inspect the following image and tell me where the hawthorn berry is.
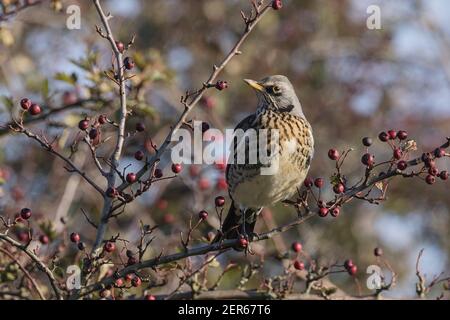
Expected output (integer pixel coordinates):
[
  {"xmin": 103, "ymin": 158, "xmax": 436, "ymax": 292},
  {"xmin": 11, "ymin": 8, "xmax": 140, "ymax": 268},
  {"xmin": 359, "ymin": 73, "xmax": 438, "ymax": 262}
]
[
  {"xmin": 294, "ymin": 260, "xmax": 305, "ymax": 271},
  {"xmin": 124, "ymin": 57, "xmax": 135, "ymax": 70},
  {"xmin": 134, "ymin": 150, "xmax": 145, "ymax": 161},
  {"xmin": 115, "ymin": 278, "xmax": 124, "ymax": 287},
  {"xmin": 199, "ymin": 178, "xmax": 210, "ymax": 190},
  {"xmin": 428, "ymin": 167, "xmax": 439, "ymax": 177},
  {"xmin": 39, "ymin": 235, "xmax": 49, "ymax": 245},
  {"xmin": 397, "ymin": 160, "xmax": 408, "ymax": 171},
  {"xmin": 199, "ymin": 210, "xmax": 208, "ymax": 220},
  {"xmin": 89, "ymin": 128, "xmax": 99, "ymax": 140},
  {"xmin": 29, "ymin": 103, "xmax": 42, "ymax": 115},
  {"xmin": 127, "ymin": 257, "xmax": 137, "ymax": 266},
  {"xmin": 115, "ymin": 41, "xmax": 125, "ymax": 53},
  {"xmin": 144, "ymin": 294, "xmax": 156, "ymax": 300},
  {"xmin": 20, "ymin": 208, "xmax": 32, "ymax": 220},
  {"xmin": 70, "ymin": 232, "xmax": 80, "ymax": 243},
  {"xmin": 124, "ymin": 274, "xmax": 133, "ymax": 282},
  {"xmin": 387, "ymin": 129, "xmax": 397, "ymax": 140},
  {"xmin": 291, "ymin": 242, "xmax": 302, "ymax": 253},
  {"xmin": 303, "ymin": 177, "xmax": 313, "ymax": 188},
  {"xmin": 78, "ymin": 119, "xmax": 89, "ymax": 130},
  {"xmin": 98, "ymin": 115, "xmax": 107, "ymax": 125},
  {"xmin": 239, "ymin": 237, "xmax": 248, "ymax": 248},
  {"xmin": 361, "ymin": 153, "xmax": 375, "ymax": 166},
  {"xmin": 331, "ymin": 207, "xmax": 340, "ymax": 217},
  {"xmin": 272, "ymin": 0, "xmax": 283, "ymax": 10},
  {"xmin": 318, "ymin": 207, "xmax": 329, "ymax": 217},
  {"xmin": 333, "ymin": 183, "xmax": 345, "ymax": 194},
  {"xmin": 17, "ymin": 231, "xmax": 30, "ymax": 243},
  {"xmin": 348, "ymin": 265, "xmax": 358, "ymax": 276},
  {"xmin": 425, "ymin": 175, "xmax": 436, "ymax": 185},
  {"xmin": 154, "ymin": 169, "xmax": 163, "ymax": 179},
  {"xmin": 374, "ymin": 247, "xmax": 383, "ymax": 257},
  {"xmin": 216, "ymin": 178, "xmax": 228, "ymax": 190},
  {"xmin": 20, "ymin": 98, "xmax": 32, "ymax": 110},
  {"xmin": 397, "ymin": 130, "xmax": 408, "ymax": 140},
  {"xmin": 393, "ymin": 148, "xmax": 402, "ymax": 160},
  {"xmin": 439, "ymin": 171, "xmax": 449, "ymax": 180},
  {"xmin": 104, "ymin": 241, "xmax": 116, "ymax": 253},
  {"xmin": 215, "ymin": 80, "xmax": 228, "ymax": 91},
  {"xmin": 136, "ymin": 122, "xmax": 145, "ymax": 132},
  {"xmin": 328, "ymin": 149, "xmax": 339, "ymax": 160},
  {"xmin": 106, "ymin": 187, "xmax": 118, "ymax": 198},
  {"xmin": 215, "ymin": 196, "xmax": 225, "ymax": 207},
  {"xmin": 215, "ymin": 163, "xmax": 226, "ymax": 171},
  {"xmin": 171, "ymin": 163, "xmax": 183, "ymax": 174},
  {"xmin": 126, "ymin": 173, "xmax": 137, "ymax": 183},
  {"xmin": 378, "ymin": 132, "xmax": 389, "ymax": 142},
  {"xmin": 362, "ymin": 137, "xmax": 373, "ymax": 147},
  {"xmin": 314, "ymin": 178, "xmax": 324, "ymax": 188},
  {"xmin": 434, "ymin": 148, "xmax": 445, "ymax": 158},
  {"xmin": 344, "ymin": 259, "xmax": 354, "ymax": 270},
  {"xmin": 131, "ymin": 276, "xmax": 142, "ymax": 287}
]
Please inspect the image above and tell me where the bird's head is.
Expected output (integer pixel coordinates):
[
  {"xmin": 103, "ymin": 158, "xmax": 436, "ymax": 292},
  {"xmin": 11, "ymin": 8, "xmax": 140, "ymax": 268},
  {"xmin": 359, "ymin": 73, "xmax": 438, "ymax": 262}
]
[{"xmin": 244, "ymin": 75, "xmax": 304, "ymax": 117}]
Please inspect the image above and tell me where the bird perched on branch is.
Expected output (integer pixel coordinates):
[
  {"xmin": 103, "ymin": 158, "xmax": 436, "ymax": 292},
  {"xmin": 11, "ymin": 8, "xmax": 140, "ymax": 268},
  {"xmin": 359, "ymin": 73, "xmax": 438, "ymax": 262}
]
[{"xmin": 215, "ymin": 75, "xmax": 314, "ymax": 245}]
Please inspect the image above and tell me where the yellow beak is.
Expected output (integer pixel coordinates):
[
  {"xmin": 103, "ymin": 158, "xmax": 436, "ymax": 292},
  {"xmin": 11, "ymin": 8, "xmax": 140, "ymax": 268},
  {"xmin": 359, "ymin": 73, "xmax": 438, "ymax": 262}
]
[{"xmin": 243, "ymin": 79, "xmax": 264, "ymax": 92}]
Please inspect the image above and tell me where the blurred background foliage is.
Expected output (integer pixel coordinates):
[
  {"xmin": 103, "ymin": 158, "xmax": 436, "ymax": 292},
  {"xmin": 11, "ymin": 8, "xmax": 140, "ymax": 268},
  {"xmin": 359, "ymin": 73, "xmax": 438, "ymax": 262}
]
[{"xmin": 0, "ymin": 0, "xmax": 449, "ymax": 298}]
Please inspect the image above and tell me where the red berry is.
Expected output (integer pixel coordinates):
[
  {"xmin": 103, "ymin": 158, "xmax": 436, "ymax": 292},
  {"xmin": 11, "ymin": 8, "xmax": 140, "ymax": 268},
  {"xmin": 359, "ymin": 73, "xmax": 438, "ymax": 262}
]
[
  {"xmin": 361, "ymin": 153, "xmax": 375, "ymax": 166},
  {"xmin": 434, "ymin": 148, "xmax": 445, "ymax": 158},
  {"xmin": 78, "ymin": 119, "xmax": 89, "ymax": 130},
  {"xmin": 344, "ymin": 259, "xmax": 354, "ymax": 270},
  {"xmin": 303, "ymin": 177, "xmax": 313, "ymax": 188},
  {"xmin": 154, "ymin": 169, "xmax": 163, "ymax": 179},
  {"xmin": 318, "ymin": 207, "xmax": 329, "ymax": 217},
  {"xmin": 362, "ymin": 137, "xmax": 373, "ymax": 147},
  {"xmin": 291, "ymin": 242, "xmax": 302, "ymax": 253},
  {"xmin": 199, "ymin": 178, "xmax": 211, "ymax": 191},
  {"xmin": 374, "ymin": 247, "xmax": 383, "ymax": 257},
  {"xmin": 314, "ymin": 178, "xmax": 324, "ymax": 188},
  {"xmin": 378, "ymin": 132, "xmax": 389, "ymax": 142},
  {"xmin": 215, "ymin": 80, "xmax": 228, "ymax": 91},
  {"xmin": 348, "ymin": 265, "xmax": 358, "ymax": 276},
  {"xmin": 70, "ymin": 232, "xmax": 80, "ymax": 243},
  {"xmin": 239, "ymin": 237, "xmax": 248, "ymax": 248},
  {"xmin": 425, "ymin": 174, "xmax": 435, "ymax": 185},
  {"xmin": 215, "ymin": 196, "xmax": 225, "ymax": 207},
  {"xmin": 134, "ymin": 150, "xmax": 144, "ymax": 161},
  {"xmin": 393, "ymin": 148, "xmax": 402, "ymax": 160},
  {"xmin": 428, "ymin": 167, "xmax": 439, "ymax": 177},
  {"xmin": 439, "ymin": 171, "xmax": 449, "ymax": 180},
  {"xmin": 328, "ymin": 149, "xmax": 339, "ymax": 160},
  {"xmin": 331, "ymin": 207, "xmax": 340, "ymax": 217},
  {"xmin": 215, "ymin": 163, "xmax": 226, "ymax": 171},
  {"xmin": 397, "ymin": 130, "xmax": 408, "ymax": 140},
  {"xmin": 216, "ymin": 178, "xmax": 228, "ymax": 190},
  {"xmin": 293, "ymin": 260, "xmax": 304, "ymax": 270},
  {"xmin": 131, "ymin": 276, "xmax": 142, "ymax": 287},
  {"xmin": 98, "ymin": 115, "xmax": 107, "ymax": 125},
  {"xmin": 387, "ymin": 129, "xmax": 397, "ymax": 140},
  {"xmin": 17, "ymin": 231, "xmax": 30, "ymax": 243},
  {"xmin": 397, "ymin": 160, "xmax": 408, "ymax": 171},
  {"xmin": 115, "ymin": 41, "xmax": 125, "ymax": 53},
  {"xmin": 144, "ymin": 295, "xmax": 156, "ymax": 300},
  {"xmin": 115, "ymin": 278, "xmax": 124, "ymax": 287},
  {"xmin": 199, "ymin": 210, "xmax": 208, "ymax": 220},
  {"xmin": 89, "ymin": 128, "xmax": 99, "ymax": 140},
  {"xmin": 63, "ymin": 91, "xmax": 77, "ymax": 105},
  {"xmin": 272, "ymin": 0, "xmax": 282, "ymax": 10},
  {"xmin": 104, "ymin": 241, "xmax": 116, "ymax": 253},
  {"xmin": 124, "ymin": 57, "xmax": 135, "ymax": 70},
  {"xmin": 20, "ymin": 98, "xmax": 32, "ymax": 110},
  {"xmin": 29, "ymin": 103, "xmax": 42, "ymax": 115},
  {"xmin": 39, "ymin": 234, "xmax": 49, "ymax": 244},
  {"xmin": 126, "ymin": 173, "xmax": 137, "ymax": 183},
  {"xmin": 127, "ymin": 257, "xmax": 137, "ymax": 266},
  {"xmin": 333, "ymin": 183, "xmax": 345, "ymax": 194},
  {"xmin": 20, "ymin": 208, "xmax": 32, "ymax": 220},
  {"xmin": 136, "ymin": 122, "xmax": 145, "ymax": 132},
  {"xmin": 171, "ymin": 163, "xmax": 182, "ymax": 174}
]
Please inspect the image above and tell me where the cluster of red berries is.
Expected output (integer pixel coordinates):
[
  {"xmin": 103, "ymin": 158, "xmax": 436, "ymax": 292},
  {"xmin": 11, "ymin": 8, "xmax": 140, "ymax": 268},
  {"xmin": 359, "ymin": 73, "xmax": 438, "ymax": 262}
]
[
  {"xmin": 70, "ymin": 232, "xmax": 86, "ymax": 251},
  {"xmin": 421, "ymin": 151, "xmax": 448, "ymax": 185},
  {"xmin": 20, "ymin": 98, "xmax": 42, "ymax": 115},
  {"xmin": 303, "ymin": 178, "xmax": 341, "ymax": 218},
  {"xmin": 124, "ymin": 57, "xmax": 135, "ymax": 70},
  {"xmin": 291, "ymin": 242, "xmax": 305, "ymax": 270},
  {"xmin": 215, "ymin": 80, "xmax": 228, "ymax": 91},
  {"xmin": 344, "ymin": 259, "xmax": 357, "ymax": 276}
]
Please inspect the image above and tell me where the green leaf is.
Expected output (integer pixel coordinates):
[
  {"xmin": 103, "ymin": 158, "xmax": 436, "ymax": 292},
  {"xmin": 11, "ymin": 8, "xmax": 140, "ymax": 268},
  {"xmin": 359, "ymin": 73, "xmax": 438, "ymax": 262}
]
[{"xmin": 55, "ymin": 72, "xmax": 77, "ymax": 85}]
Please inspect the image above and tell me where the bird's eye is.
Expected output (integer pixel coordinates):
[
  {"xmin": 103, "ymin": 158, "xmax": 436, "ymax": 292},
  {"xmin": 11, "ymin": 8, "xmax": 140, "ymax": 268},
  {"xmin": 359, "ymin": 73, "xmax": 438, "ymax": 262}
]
[{"xmin": 266, "ymin": 85, "xmax": 281, "ymax": 95}]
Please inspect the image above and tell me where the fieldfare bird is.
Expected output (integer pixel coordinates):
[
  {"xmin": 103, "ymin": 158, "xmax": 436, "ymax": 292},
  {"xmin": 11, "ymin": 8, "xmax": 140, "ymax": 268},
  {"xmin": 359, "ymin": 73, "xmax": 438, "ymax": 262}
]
[{"xmin": 216, "ymin": 75, "xmax": 314, "ymax": 243}]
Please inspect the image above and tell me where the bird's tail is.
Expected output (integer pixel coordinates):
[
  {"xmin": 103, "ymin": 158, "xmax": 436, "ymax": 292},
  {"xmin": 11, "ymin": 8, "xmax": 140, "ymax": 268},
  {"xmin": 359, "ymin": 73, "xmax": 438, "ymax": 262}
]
[{"xmin": 213, "ymin": 201, "xmax": 260, "ymax": 243}]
